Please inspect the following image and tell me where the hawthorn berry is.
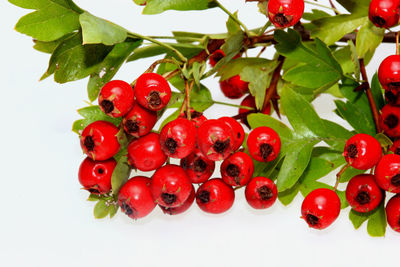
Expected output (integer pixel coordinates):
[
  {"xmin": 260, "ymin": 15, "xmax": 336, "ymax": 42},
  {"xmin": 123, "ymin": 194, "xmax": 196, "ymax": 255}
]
[
  {"xmin": 375, "ymin": 154, "xmax": 400, "ymax": 193},
  {"xmin": 208, "ymin": 49, "xmax": 240, "ymax": 67},
  {"xmin": 369, "ymin": 0, "xmax": 400, "ymax": 28},
  {"xmin": 343, "ymin": 133, "xmax": 382, "ymax": 170},
  {"xmin": 180, "ymin": 148, "xmax": 215, "ymax": 184},
  {"xmin": 385, "ymin": 90, "xmax": 400, "ymax": 105},
  {"xmin": 301, "ymin": 188, "xmax": 341, "ymax": 230},
  {"xmin": 78, "ymin": 157, "xmax": 116, "ymax": 194},
  {"xmin": 150, "ymin": 164, "xmax": 192, "ymax": 208},
  {"xmin": 179, "ymin": 109, "xmax": 207, "ymax": 128},
  {"xmin": 197, "ymin": 119, "xmax": 235, "ymax": 161},
  {"xmin": 245, "ymin": 177, "xmax": 277, "ymax": 209},
  {"xmin": 118, "ymin": 176, "xmax": 156, "ymax": 219},
  {"xmin": 221, "ymin": 152, "xmax": 254, "ymax": 186},
  {"xmin": 267, "ymin": 0, "xmax": 305, "ymax": 28},
  {"xmin": 247, "ymin": 126, "xmax": 281, "ymax": 162},
  {"xmin": 386, "ymin": 194, "xmax": 400, "ymax": 233},
  {"xmin": 80, "ymin": 121, "xmax": 120, "ymax": 161},
  {"xmin": 390, "ymin": 139, "xmax": 400, "ymax": 155},
  {"xmin": 378, "ymin": 55, "xmax": 400, "ymax": 91},
  {"xmin": 218, "ymin": 116, "xmax": 245, "ymax": 151},
  {"xmin": 134, "ymin": 73, "xmax": 171, "ymax": 111},
  {"xmin": 98, "ymin": 80, "xmax": 134, "ymax": 118},
  {"xmin": 381, "ymin": 104, "xmax": 400, "ymax": 137},
  {"xmin": 160, "ymin": 185, "xmax": 195, "ymax": 215},
  {"xmin": 159, "ymin": 118, "xmax": 197, "ymax": 159},
  {"xmin": 219, "ymin": 75, "xmax": 249, "ymax": 99},
  {"xmin": 127, "ymin": 132, "xmax": 167, "ymax": 172},
  {"xmin": 196, "ymin": 178, "xmax": 235, "ymax": 214},
  {"xmin": 345, "ymin": 174, "xmax": 384, "ymax": 213},
  {"xmin": 122, "ymin": 101, "xmax": 157, "ymax": 138},
  {"xmin": 238, "ymin": 95, "xmax": 271, "ymax": 126}
]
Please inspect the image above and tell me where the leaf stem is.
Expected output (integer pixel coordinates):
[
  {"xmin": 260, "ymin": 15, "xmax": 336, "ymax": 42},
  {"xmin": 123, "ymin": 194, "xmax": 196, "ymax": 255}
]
[
  {"xmin": 334, "ymin": 163, "xmax": 350, "ymax": 189},
  {"xmin": 304, "ymin": 0, "xmax": 340, "ymax": 14},
  {"xmin": 214, "ymin": 0, "xmax": 250, "ymax": 35},
  {"xmin": 147, "ymin": 36, "xmax": 203, "ymax": 42},
  {"xmin": 130, "ymin": 59, "xmax": 181, "ymax": 86},
  {"xmin": 258, "ymin": 21, "xmax": 272, "ymax": 35},
  {"xmin": 185, "ymin": 80, "xmax": 194, "ymax": 120},
  {"xmin": 263, "ymin": 55, "xmax": 285, "ymax": 116},
  {"xmin": 213, "ymin": 100, "xmax": 255, "ymax": 110}
]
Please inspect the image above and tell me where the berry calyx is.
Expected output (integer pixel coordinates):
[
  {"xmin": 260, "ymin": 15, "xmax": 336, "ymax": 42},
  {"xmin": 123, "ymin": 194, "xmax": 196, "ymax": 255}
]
[
  {"xmin": 381, "ymin": 104, "xmax": 400, "ymax": 137},
  {"xmin": 179, "ymin": 108, "xmax": 207, "ymax": 128},
  {"xmin": 218, "ymin": 116, "xmax": 245, "ymax": 151},
  {"xmin": 390, "ymin": 139, "xmax": 400, "ymax": 155},
  {"xmin": 375, "ymin": 154, "xmax": 400, "ymax": 193},
  {"xmin": 267, "ymin": 0, "xmax": 305, "ymax": 28},
  {"xmin": 160, "ymin": 185, "xmax": 195, "ymax": 215},
  {"xmin": 221, "ymin": 152, "xmax": 254, "ymax": 186},
  {"xmin": 219, "ymin": 75, "xmax": 249, "ymax": 99},
  {"xmin": 301, "ymin": 188, "xmax": 341, "ymax": 230},
  {"xmin": 245, "ymin": 176, "xmax": 277, "ymax": 209},
  {"xmin": 122, "ymin": 101, "xmax": 157, "ymax": 138},
  {"xmin": 386, "ymin": 194, "xmax": 400, "ymax": 232},
  {"xmin": 247, "ymin": 126, "xmax": 281, "ymax": 162},
  {"xmin": 78, "ymin": 157, "xmax": 116, "ymax": 194},
  {"xmin": 343, "ymin": 133, "xmax": 382, "ymax": 170},
  {"xmin": 180, "ymin": 148, "xmax": 215, "ymax": 184},
  {"xmin": 134, "ymin": 73, "xmax": 171, "ymax": 111},
  {"xmin": 196, "ymin": 178, "xmax": 235, "ymax": 214},
  {"xmin": 369, "ymin": 0, "xmax": 400, "ymax": 28},
  {"xmin": 238, "ymin": 95, "xmax": 271, "ymax": 127},
  {"xmin": 98, "ymin": 80, "xmax": 134, "ymax": 118},
  {"xmin": 378, "ymin": 55, "xmax": 400, "ymax": 91}
]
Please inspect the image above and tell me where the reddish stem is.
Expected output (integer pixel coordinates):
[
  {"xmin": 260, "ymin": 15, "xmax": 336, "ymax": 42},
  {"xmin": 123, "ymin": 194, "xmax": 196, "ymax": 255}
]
[
  {"xmin": 334, "ymin": 163, "xmax": 350, "ymax": 189},
  {"xmin": 263, "ymin": 55, "xmax": 285, "ymax": 111}
]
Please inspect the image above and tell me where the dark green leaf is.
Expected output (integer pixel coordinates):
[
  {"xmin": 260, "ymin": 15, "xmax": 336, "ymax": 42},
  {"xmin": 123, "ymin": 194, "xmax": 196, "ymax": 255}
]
[
  {"xmin": 367, "ymin": 203, "xmax": 387, "ymax": 237},
  {"xmin": 94, "ymin": 200, "xmax": 110, "ymax": 219},
  {"xmin": 349, "ymin": 209, "xmax": 370, "ymax": 229},
  {"xmin": 72, "ymin": 105, "xmax": 122, "ymax": 134},
  {"xmin": 370, "ymin": 73, "xmax": 385, "ymax": 110},
  {"xmin": 33, "ymin": 33, "xmax": 75, "ymax": 53},
  {"xmin": 335, "ymin": 100, "xmax": 376, "ymax": 135},
  {"xmin": 302, "ymin": 9, "xmax": 332, "ymax": 21},
  {"xmin": 111, "ymin": 156, "xmax": 131, "ymax": 196},
  {"xmin": 278, "ymin": 183, "xmax": 300, "ymax": 206},
  {"xmin": 87, "ymin": 193, "xmax": 102, "ymax": 201}
]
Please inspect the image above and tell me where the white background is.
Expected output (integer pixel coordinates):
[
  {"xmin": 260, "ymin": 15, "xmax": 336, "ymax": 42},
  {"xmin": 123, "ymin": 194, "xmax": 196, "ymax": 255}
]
[{"xmin": 1, "ymin": 1, "xmax": 398, "ymax": 266}]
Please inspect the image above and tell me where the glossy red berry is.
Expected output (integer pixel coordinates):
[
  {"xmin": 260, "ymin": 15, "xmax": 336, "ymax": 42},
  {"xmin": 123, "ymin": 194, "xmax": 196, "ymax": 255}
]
[
  {"xmin": 247, "ymin": 126, "xmax": 281, "ymax": 162},
  {"xmin": 159, "ymin": 118, "xmax": 197, "ymax": 159},
  {"xmin": 219, "ymin": 75, "xmax": 249, "ymax": 99},
  {"xmin": 375, "ymin": 154, "xmax": 400, "ymax": 193},
  {"xmin": 245, "ymin": 177, "xmax": 277, "ymax": 209},
  {"xmin": 381, "ymin": 104, "xmax": 400, "ymax": 137},
  {"xmin": 378, "ymin": 55, "xmax": 400, "ymax": 91},
  {"xmin": 180, "ymin": 148, "xmax": 215, "ymax": 184},
  {"xmin": 134, "ymin": 73, "xmax": 171, "ymax": 111},
  {"xmin": 80, "ymin": 121, "xmax": 120, "ymax": 161},
  {"xmin": 118, "ymin": 176, "xmax": 156, "ymax": 219},
  {"xmin": 179, "ymin": 109, "xmax": 207, "ymax": 128},
  {"xmin": 127, "ymin": 132, "xmax": 167, "ymax": 171},
  {"xmin": 196, "ymin": 178, "xmax": 235, "ymax": 214},
  {"xmin": 218, "ymin": 116, "xmax": 245, "ymax": 151},
  {"xmin": 150, "ymin": 165, "xmax": 192, "ymax": 208},
  {"xmin": 122, "ymin": 101, "xmax": 157, "ymax": 138},
  {"xmin": 369, "ymin": 0, "xmax": 400, "ymax": 28},
  {"xmin": 345, "ymin": 174, "xmax": 384, "ymax": 213},
  {"xmin": 390, "ymin": 139, "xmax": 400, "ymax": 155},
  {"xmin": 343, "ymin": 133, "xmax": 382, "ymax": 170},
  {"xmin": 197, "ymin": 119, "xmax": 235, "ymax": 161},
  {"xmin": 238, "ymin": 95, "xmax": 271, "ymax": 126},
  {"xmin": 160, "ymin": 185, "xmax": 195, "ymax": 215},
  {"xmin": 301, "ymin": 188, "xmax": 341, "ymax": 230},
  {"xmin": 78, "ymin": 157, "xmax": 116, "ymax": 194},
  {"xmin": 221, "ymin": 152, "xmax": 254, "ymax": 186},
  {"xmin": 386, "ymin": 194, "xmax": 400, "ymax": 232},
  {"xmin": 267, "ymin": 0, "xmax": 305, "ymax": 28},
  {"xmin": 99, "ymin": 80, "xmax": 134, "ymax": 117}
]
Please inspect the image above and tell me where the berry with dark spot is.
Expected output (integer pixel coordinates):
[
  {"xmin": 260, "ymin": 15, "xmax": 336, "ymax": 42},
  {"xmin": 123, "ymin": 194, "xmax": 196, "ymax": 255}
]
[
  {"xmin": 122, "ymin": 101, "xmax": 157, "ymax": 138},
  {"xmin": 160, "ymin": 185, "xmax": 195, "ymax": 215},
  {"xmin": 381, "ymin": 104, "xmax": 400, "ymax": 137},
  {"xmin": 221, "ymin": 152, "xmax": 254, "ymax": 186},
  {"xmin": 267, "ymin": 0, "xmax": 305, "ymax": 28},
  {"xmin": 218, "ymin": 116, "xmax": 245, "ymax": 151},
  {"xmin": 238, "ymin": 95, "xmax": 271, "ymax": 127},
  {"xmin": 378, "ymin": 55, "xmax": 400, "ymax": 91},
  {"xmin": 208, "ymin": 49, "xmax": 241, "ymax": 67},
  {"xmin": 390, "ymin": 139, "xmax": 400, "ymax": 155},
  {"xmin": 179, "ymin": 108, "xmax": 207, "ymax": 128},
  {"xmin": 247, "ymin": 126, "xmax": 281, "ymax": 162},
  {"xmin": 369, "ymin": 0, "xmax": 400, "ymax": 28},
  {"xmin": 375, "ymin": 154, "xmax": 400, "ymax": 193},
  {"xmin": 343, "ymin": 133, "xmax": 382, "ymax": 170},
  {"xmin": 99, "ymin": 80, "xmax": 134, "ymax": 118},
  {"xmin": 180, "ymin": 148, "xmax": 215, "ymax": 184},
  {"xmin": 195, "ymin": 178, "xmax": 235, "ymax": 214},
  {"xmin": 219, "ymin": 75, "xmax": 249, "ymax": 99},
  {"xmin": 386, "ymin": 194, "xmax": 400, "ymax": 233},
  {"xmin": 134, "ymin": 73, "xmax": 171, "ymax": 111},
  {"xmin": 78, "ymin": 157, "xmax": 116, "ymax": 194},
  {"xmin": 245, "ymin": 176, "xmax": 277, "ymax": 209}
]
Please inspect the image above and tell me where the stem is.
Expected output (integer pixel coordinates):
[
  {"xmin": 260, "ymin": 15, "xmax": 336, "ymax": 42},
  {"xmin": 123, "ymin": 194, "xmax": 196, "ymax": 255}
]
[
  {"xmin": 263, "ymin": 55, "xmax": 285, "ymax": 111},
  {"xmin": 256, "ymin": 47, "xmax": 267, "ymax": 58},
  {"xmin": 329, "ymin": 0, "xmax": 339, "ymax": 15},
  {"xmin": 258, "ymin": 21, "xmax": 272, "ymax": 35},
  {"xmin": 162, "ymin": 69, "xmax": 180, "ymax": 81},
  {"xmin": 304, "ymin": 0, "xmax": 340, "ymax": 14},
  {"xmin": 213, "ymin": 100, "xmax": 255, "ymax": 110},
  {"xmin": 148, "ymin": 36, "xmax": 203, "ymax": 42},
  {"xmin": 130, "ymin": 59, "xmax": 181, "ymax": 86},
  {"xmin": 396, "ymin": 31, "xmax": 399, "ymax": 55},
  {"xmin": 231, "ymin": 110, "xmax": 256, "ymax": 121},
  {"xmin": 334, "ymin": 163, "xmax": 350, "ymax": 189},
  {"xmin": 215, "ymin": 1, "xmax": 250, "ymax": 35},
  {"xmin": 185, "ymin": 80, "xmax": 194, "ymax": 120},
  {"xmin": 234, "ymin": 185, "xmax": 245, "ymax": 191}
]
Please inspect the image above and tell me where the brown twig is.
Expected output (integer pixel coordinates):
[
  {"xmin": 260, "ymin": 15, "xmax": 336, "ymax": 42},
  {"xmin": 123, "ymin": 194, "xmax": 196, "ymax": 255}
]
[
  {"xmin": 263, "ymin": 55, "xmax": 285, "ymax": 112},
  {"xmin": 334, "ymin": 163, "xmax": 350, "ymax": 189},
  {"xmin": 328, "ymin": 0, "xmax": 339, "ymax": 15}
]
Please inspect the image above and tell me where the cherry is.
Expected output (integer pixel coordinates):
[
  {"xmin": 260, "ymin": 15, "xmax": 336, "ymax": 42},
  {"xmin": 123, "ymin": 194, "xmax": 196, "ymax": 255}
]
[
  {"xmin": 159, "ymin": 118, "xmax": 197, "ymax": 159},
  {"xmin": 221, "ymin": 152, "xmax": 254, "ymax": 186},
  {"xmin": 179, "ymin": 109, "xmax": 207, "ymax": 128},
  {"xmin": 238, "ymin": 94, "xmax": 271, "ymax": 126},
  {"xmin": 369, "ymin": 0, "xmax": 400, "ymax": 28},
  {"xmin": 386, "ymin": 194, "xmax": 400, "ymax": 233},
  {"xmin": 219, "ymin": 75, "xmax": 249, "ymax": 99},
  {"xmin": 245, "ymin": 176, "xmax": 277, "ymax": 209},
  {"xmin": 78, "ymin": 157, "xmax": 116, "ymax": 194},
  {"xmin": 98, "ymin": 80, "xmax": 134, "ymax": 117},
  {"xmin": 180, "ymin": 148, "xmax": 215, "ymax": 184},
  {"xmin": 247, "ymin": 126, "xmax": 281, "ymax": 162},
  {"xmin": 375, "ymin": 154, "xmax": 400, "ymax": 193},
  {"xmin": 267, "ymin": 0, "xmax": 305, "ymax": 28},
  {"xmin": 160, "ymin": 185, "xmax": 195, "ymax": 215},
  {"xmin": 381, "ymin": 104, "xmax": 400, "ymax": 137},
  {"xmin": 343, "ymin": 133, "xmax": 382, "ymax": 170},
  {"xmin": 345, "ymin": 174, "xmax": 384, "ymax": 213},
  {"xmin": 390, "ymin": 139, "xmax": 400, "ymax": 155},
  {"xmin": 301, "ymin": 188, "xmax": 341, "ymax": 230},
  {"xmin": 80, "ymin": 121, "xmax": 120, "ymax": 161},
  {"xmin": 197, "ymin": 119, "xmax": 235, "ymax": 161},
  {"xmin": 218, "ymin": 116, "xmax": 245, "ymax": 151},
  {"xmin": 150, "ymin": 164, "xmax": 192, "ymax": 208},
  {"xmin": 127, "ymin": 132, "xmax": 167, "ymax": 172},
  {"xmin": 122, "ymin": 101, "xmax": 157, "ymax": 138},
  {"xmin": 118, "ymin": 176, "xmax": 156, "ymax": 219},
  {"xmin": 134, "ymin": 73, "xmax": 171, "ymax": 111},
  {"xmin": 378, "ymin": 55, "xmax": 400, "ymax": 91},
  {"xmin": 196, "ymin": 178, "xmax": 235, "ymax": 214}
]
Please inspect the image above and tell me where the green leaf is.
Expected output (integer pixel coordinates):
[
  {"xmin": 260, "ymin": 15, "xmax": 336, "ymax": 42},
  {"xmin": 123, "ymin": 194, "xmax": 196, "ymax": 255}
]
[
  {"xmin": 347, "ymin": 40, "xmax": 361, "ymax": 82},
  {"xmin": 190, "ymin": 84, "xmax": 213, "ymax": 112},
  {"xmin": 349, "ymin": 209, "xmax": 370, "ymax": 229},
  {"xmin": 333, "ymin": 46, "xmax": 355, "ymax": 75},
  {"xmin": 335, "ymin": 100, "xmax": 376, "ymax": 135},
  {"xmin": 140, "ymin": 0, "xmax": 216, "ymax": 14},
  {"xmin": 109, "ymin": 204, "xmax": 119, "ymax": 218},
  {"xmin": 278, "ymin": 183, "xmax": 300, "ymax": 206},
  {"xmin": 302, "ymin": 9, "xmax": 332, "ymax": 21},
  {"xmin": 367, "ymin": 203, "xmax": 387, "ymax": 237},
  {"xmin": 159, "ymin": 109, "xmax": 180, "ymax": 130},
  {"xmin": 127, "ymin": 43, "xmax": 203, "ymax": 62},
  {"xmin": 370, "ymin": 73, "xmax": 385, "ymax": 110},
  {"xmin": 111, "ymin": 156, "xmax": 131, "ymax": 196},
  {"xmin": 336, "ymin": 0, "xmax": 370, "ymax": 14},
  {"xmin": 94, "ymin": 200, "xmax": 110, "ymax": 219},
  {"xmin": 322, "ymin": 119, "xmax": 352, "ymax": 151},
  {"xmin": 247, "ymin": 113, "xmax": 293, "ymax": 142},
  {"xmin": 226, "ymin": 11, "xmax": 241, "ymax": 34},
  {"xmin": 72, "ymin": 105, "xmax": 122, "ymax": 134},
  {"xmin": 217, "ymin": 58, "xmax": 274, "ymax": 81},
  {"xmin": 87, "ymin": 194, "xmax": 102, "ymax": 201},
  {"xmin": 356, "ymin": 21, "xmax": 385, "ymax": 59},
  {"xmin": 33, "ymin": 32, "xmax": 75, "ymax": 53},
  {"xmin": 79, "ymin": 12, "xmax": 129, "ymax": 46}
]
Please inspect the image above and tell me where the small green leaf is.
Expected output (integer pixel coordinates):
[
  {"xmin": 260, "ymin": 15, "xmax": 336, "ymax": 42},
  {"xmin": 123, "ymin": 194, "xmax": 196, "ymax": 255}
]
[
  {"xmin": 217, "ymin": 58, "xmax": 274, "ymax": 81},
  {"xmin": 109, "ymin": 204, "xmax": 119, "ymax": 218},
  {"xmin": 140, "ymin": 0, "xmax": 215, "ymax": 14},
  {"xmin": 94, "ymin": 200, "xmax": 110, "ymax": 219},
  {"xmin": 367, "ymin": 203, "xmax": 387, "ymax": 237},
  {"xmin": 87, "ymin": 194, "xmax": 102, "ymax": 201},
  {"xmin": 127, "ymin": 43, "xmax": 203, "ymax": 62},
  {"xmin": 356, "ymin": 21, "xmax": 385, "ymax": 59},
  {"xmin": 159, "ymin": 109, "xmax": 181, "ymax": 130},
  {"xmin": 226, "ymin": 11, "xmax": 241, "ymax": 34},
  {"xmin": 190, "ymin": 84, "xmax": 213, "ymax": 112},
  {"xmin": 72, "ymin": 105, "xmax": 122, "ymax": 134},
  {"xmin": 370, "ymin": 73, "xmax": 385, "ymax": 110},
  {"xmin": 349, "ymin": 209, "xmax": 370, "ymax": 229},
  {"xmin": 111, "ymin": 156, "xmax": 131, "ymax": 196}
]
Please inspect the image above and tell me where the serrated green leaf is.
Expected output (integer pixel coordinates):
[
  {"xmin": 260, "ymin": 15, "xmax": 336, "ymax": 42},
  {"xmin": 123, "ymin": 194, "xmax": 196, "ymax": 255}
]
[
  {"xmin": 94, "ymin": 200, "xmax": 110, "ymax": 219},
  {"xmin": 111, "ymin": 156, "xmax": 131, "ymax": 196},
  {"xmin": 72, "ymin": 105, "xmax": 122, "ymax": 134},
  {"xmin": 140, "ymin": 0, "xmax": 215, "ymax": 14},
  {"xmin": 356, "ymin": 21, "xmax": 385, "ymax": 59},
  {"xmin": 335, "ymin": 100, "xmax": 376, "ymax": 135}
]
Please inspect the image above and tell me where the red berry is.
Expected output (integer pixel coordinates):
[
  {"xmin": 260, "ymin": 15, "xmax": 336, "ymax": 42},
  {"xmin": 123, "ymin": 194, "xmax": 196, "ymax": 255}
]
[
  {"xmin": 238, "ymin": 95, "xmax": 271, "ymax": 126},
  {"xmin": 160, "ymin": 185, "xmax": 195, "ymax": 215},
  {"xmin": 378, "ymin": 55, "xmax": 400, "ymax": 91},
  {"xmin": 127, "ymin": 132, "xmax": 167, "ymax": 171},
  {"xmin": 219, "ymin": 75, "xmax": 249, "ymax": 99},
  {"xmin": 221, "ymin": 152, "xmax": 254, "ymax": 186},
  {"xmin": 122, "ymin": 101, "xmax": 157, "ymax": 138},
  {"xmin": 390, "ymin": 139, "xmax": 400, "ymax": 155},
  {"xmin": 369, "ymin": 0, "xmax": 400, "ymax": 28},
  {"xmin": 196, "ymin": 178, "xmax": 235, "ymax": 214},
  {"xmin": 209, "ymin": 49, "xmax": 241, "ymax": 67},
  {"xmin": 150, "ymin": 165, "xmax": 192, "ymax": 208},
  {"xmin": 80, "ymin": 121, "xmax": 120, "ymax": 161},
  {"xmin": 247, "ymin": 126, "xmax": 281, "ymax": 162},
  {"xmin": 343, "ymin": 133, "xmax": 382, "ymax": 170},
  {"xmin": 267, "ymin": 0, "xmax": 305, "ymax": 28},
  {"xmin": 218, "ymin": 116, "xmax": 245, "ymax": 151},
  {"xmin": 375, "ymin": 154, "xmax": 400, "ymax": 193},
  {"xmin": 385, "ymin": 89, "xmax": 400, "ymax": 105},
  {"xmin": 180, "ymin": 148, "xmax": 215, "ymax": 184},
  {"xmin": 301, "ymin": 188, "xmax": 341, "ymax": 230},
  {"xmin": 159, "ymin": 118, "xmax": 197, "ymax": 159},
  {"xmin": 134, "ymin": 73, "xmax": 171, "ymax": 111},
  {"xmin": 78, "ymin": 157, "xmax": 116, "ymax": 194},
  {"xmin": 345, "ymin": 174, "xmax": 384, "ymax": 213},
  {"xmin": 197, "ymin": 119, "xmax": 235, "ymax": 161},
  {"xmin": 99, "ymin": 80, "xmax": 134, "ymax": 117},
  {"xmin": 118, "ymin": 176, "xmax": 156, "ymax": 219},
  {"xmin": 245, "ymin": 177, "xmax": 277, "ymax": 209},
  {"xmin": 179, "ymin": 109, "xmax": 207, "ymax": 128},
  {"xmin": 386, "ymin": 194, "xmax": 400, "ymax": 233},
  {"xmin": 381, "ymin": 104, "xmax": 400, "ymax": 137}
]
